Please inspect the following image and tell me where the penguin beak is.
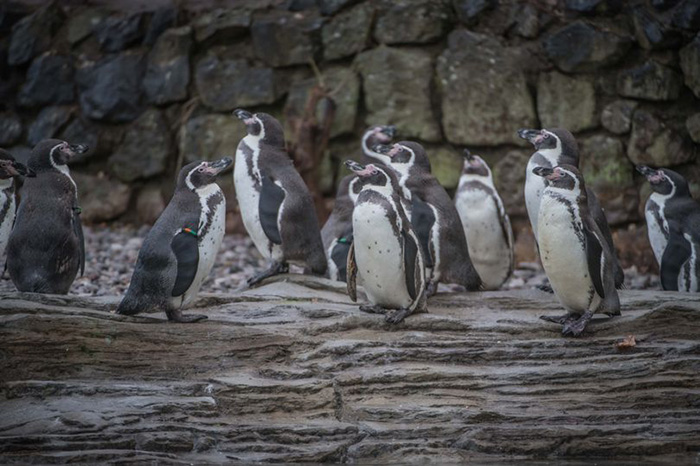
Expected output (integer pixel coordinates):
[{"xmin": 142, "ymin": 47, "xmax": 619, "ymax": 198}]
[
  {"xmin": 532, "ymin": 166, "xmax": 554, "ymax": 178},
  {"xmin": 463, "ymin": 149, "xmax": 475, "ymax": 162},
  {"xmin": 0, "ymin": 160, "xmax": 19, "ymax": 178},
  {"xmin": 636, "ymin": 165, "xmax": 665, "ymax": 184},
  {"xmin": 380, "ymin": 125, "xmax": 396, "ymax": 138},
  {"xmin": 518, "ymin": 128, "xmax": 541, "ymax": 144},
  {"xmin": 635, "ymin": 165, "xmax": 655, "ymax": 177},
  {"xmin": 206, "ymin": 157, "xmax": 233, "ymax": 175},
  {"xmin": 345, "ymin": 160, "xmax": 365, "ymax": 173},
  {"xmin": 68, "ymin": 144, "xmax": 89, "ymax": 157},
  {"xmin": 372, "ymin": 144, "xmax": 392, "ymax": 155},
  {"xmin": 234, "ymin": 109, "xmax": 253, "ymax": 122},
  {"xmin": 12, "ymin": 161, "xmax": 34, "ymax": 177}
]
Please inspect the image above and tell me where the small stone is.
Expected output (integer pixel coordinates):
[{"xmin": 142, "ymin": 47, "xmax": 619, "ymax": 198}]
[
  {"xmin": 60, "ymin": 117, "xmax": 101, "ymax": 165},
  {"xmin": 679, "ymin": 33, "xmax": 700, "ymax": 98},
  {"xmin": 319, "ymin": 0, "xmax": 358, "ymax": 15},
  {"xmin": 672, "ymin": 0, "xmax": 700, "ymax": 30},
  {"xmin": 193, "ymin": 9, "xmax": 250, "ymax": 42},
  {"xmin": 72, "ymin": 172, "xmax": 132, "ymax": 223},
  {"xmin": 94, "ymin": 13, "xmax": 144, "ymax": 53},
  {"xmin": 686, "ymin": 113, "xmax": 700, "ymax": 144},
  {"xmin": 251, "ymin": 11, "xmax": 323, "ymax": 67},
  {"xmin": 0, "ymin": 113, "xmax": 23, "ymax": 146},
  {"xmin": 66, "ymin": 8, "xmax": 106, "ymax": 45},
  {"xmin": 143, "ymin": 26, "xmax": 192, "ymax": 105},
  {"xmin": 452, "ymin": 0, "xmax": 496, "ymax": 25},
  {"xmin": 322, "ymin": 2, "xmax": 373, "ymax": 60},
  {"xmin": 179, "ymin": 114, "xmax": 240, "ymax": 164},
  {"xmin": 543, "ymin": 21, "xmax": 632, "ymax": 73},
  {"xmin": 109, "ymin": 109, "xmax": 173, "ymax": 182},
  {"xmin": 27, "ymin": 106, "xmax": 73, "ymax": 146},
  {"xmin": 428, "ymin": 146, "xmax": 462, "ymax": 189},
  {"xmin": 601, "ymin": 99, "xmax": 638, "ymax": 135},
  {"xmin": 512, "ymin": 3, "xmax": 541, "ymax": 39},
  {"xmin": 8, "ymin": 3, "xmax": 62, "ymax": 66},
  {"xmin": 617, "ymin": 60, "xmax": 681, "ymax": 101},
  {"xmin": 537, "ymin": 71, "xmax": 597, "ymax": 133},
  {"xmin": 136, "ymin": 185, "xmax": 166, "ymax": 224},
  {"xmin": 144, "ymin": 6, "xmax": 177, "ymax": 46},
  {"xmin": 627, "ymin": 109, "xmax": 695, "ymax": 167},
  {"xmin": 374, "ymin": 0, "xmax": 451, "ymax": 45},
  {"xmin": 631, "ymin": 6, "xmax": 681, "ymax": 50},
  {"xmin": 195, "ymin": 53, "xmax": 277, "ymax": 112},
  {"xmin": 18, "ymin": 54, "xmax": 75, "ymax": 108}
]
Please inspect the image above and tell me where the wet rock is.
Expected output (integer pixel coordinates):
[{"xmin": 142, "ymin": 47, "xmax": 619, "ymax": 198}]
[
  {"xmin": 251, "ymin": 11, "xmax": 323, "ymax": 67},
  {"xmin": 437, "ymin": 30, "xmax": 535, "ymax": 146},
  {"xmin": 617, "ymin": 60, "xmax": 681, "ymax": 101},
  {"xmin": 537, "ymin": 71, "xmax": 597, "ymax": 133},
  {"xmin": 72, "ymin": 172, "xmax": 131, "ymax": 223},
  {"xmin": 144, "ymin": 6, "xmax": 177, "ymax": 46},
  {"xmin": 319, "ymin": 0, "xmax": 358, "ymax": 15},
  {"xmin": 195, "ymin": 53, "xmax": 277, "ymax": 112},
  {"xmin": 493, "ymin": 149, "xmax": 529, "ymax": 216},
  {"xmin": 94, "ymin": 13, "xmax": 144, "ymax": 53},
  {"xmin": 284, "ymin": 66, "xmax": 360, "ymax": 138},
  {"xmin": 193, "ymin": 9, "xmax": 250, "ymax": 42},
  {"xmin": 109, "ymin": 109, "xmax": 172, "ymax": 182},
  {"xmin": 428, "ymin": 146, "xmax": 462, "ymax": 189},
  {"xmin": 179, "ymin": 113, "xmax": 239, "ymax": 164},
  {"xmin": 671, "ymin": 0, "xmax": 700, "ymax": 30},
  {"xmin": 8, "ymin": 3, "xmax": 62, "ymax": 66},
  {"xmin": 77, "ymin": 51, "xmax": 146, "ymax": 123},
  {"xmin": 0, "ymin": 112, "xmax": 22, "ymax": 146},
  {"xmin": 679, "ymin": 34, "xmax": 700, "ymax": 98},
  {"xmin": 452, "ymin": 0, "xmax": 496, "ymax": 25},
  {"xmin": 543, "ymin": 21, "xmax": 632, "ymax": 73},
  {"xmin": 627, "ymin": 109, "xmax": 695, "ymax": 167},
  {"xmin": 136, "ymin": 185, "xmax": 166, "ymax": 224},
  {"xmin": 322, "ymin": 2, "xmax": 373, "ymax": 60},
  {"xmin": 60, "ymin": 117, "xmax": 101, "ymax": 165},
  {"xmin": 374, "ymin": 0, "xmax": 451, "ymax": 45},
  {"xmin": 66, "ymin": 8, "xmax": 106, "ymax": 45},
  {"xmin": 27, "ymin": 106, "xmax": 73, "ymax": 146},
  {"xmin": 686, "ymin": 113, "xmax": 700, "ymax": 144},
  {"xmin": 601, "ymin": 99, "xmax": 638, "ymax": 135},
  {"xmin": 357, "ymin": 46, "xmax": 440, "ymax": 142},
  {"xmin": 143, "ymin": 26, "xmax": 192, "ymax": 105},
  {"xmin": 631, "ymin": 6, "xmax": 681, "ymax": 50},
  {"xmin": 18, "ymin": 54, "xmax": 75, "ymax": 108}
]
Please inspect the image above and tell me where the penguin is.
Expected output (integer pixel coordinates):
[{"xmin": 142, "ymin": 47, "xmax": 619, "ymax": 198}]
[
  {"xmin": 454, "ymin": 149, "xmax": 514, "ymax": 290},
  {"xmin": 361, "ymin": 124, "xmax": 396, "ymax": 165},
  {"xmin": 532, "ymin": 165, "xmax": 621, "ymax": 336},
  {"xmin": 233, "ymin": 109, "xmax": 327, "ymax": 286},
  {"xmin": 344, "ymin": 160, "xmax": 426, "ymax": 324},
  {"xmin": 518, "ymin": 127, "xmax": 625, "ymax": 289},
  {"xmin": 117, "ymin": 157, "xmax": 233, "ymax": 322},
  {"xmin": 637, "ymin": 165, "xmax": 700, "ymax": 291},
  {"xmin": 372, "ymin": 141, "xmax": 482, "ymax": 295},
  {"xmin": 321, "ymin": 175, "xmax": 357, "ymax": 282},
  {"xmin": 0, "ymin": 149, "xmax": 34, "ymax": 260},
  {"xmin": 6, "ymin": 139, "xmax": 88, "ymax": 294}
]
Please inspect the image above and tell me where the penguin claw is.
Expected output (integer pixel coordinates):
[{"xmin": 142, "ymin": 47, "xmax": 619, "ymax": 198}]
[
  {"xmin": 385, "ymin": 308, "xmax": 412, "ymax": 324},
  {"xmin": 561, "ymin": 311, "xmax": 594, "ymax": 337},
  {"xmin": 537, "ymin": 284, "xmax": 554, "ymax": 293},
  {"xmin": 360, "ymin": 304, "xmax": 387, "ymax": 314},
  {"xmin": 540, "ymin": 314, "xmax": 578, "ymax": 325}
]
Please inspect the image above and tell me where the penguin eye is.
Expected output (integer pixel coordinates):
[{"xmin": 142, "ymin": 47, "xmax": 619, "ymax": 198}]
[
  {"xmin": 197, "ymin": 167, "xmax": 205, "ymax": 172},
  {"xmin": 543, "ymin": 134, "xmax": 550, "ymax": 139}
]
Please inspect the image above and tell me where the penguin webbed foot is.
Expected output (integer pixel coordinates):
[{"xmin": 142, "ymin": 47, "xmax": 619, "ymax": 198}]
[
  {"xmin": 540, "ymin": 313, "xmax": 579, "ymax": 325},
  {"xmin": 385, "ymin": 308, "xmax": 413, "ymax": 324},
  {"xmin": 166, "ymin": 309, "xmax": 208, "ymax": 323},
  {"xmin": 247, "ymin": 262, "xmax": 289, "ymax": 287},
  {"xmin": 562, "ymin": 310, "xmax": 594, "ymax": 337},
  {"xmin": 537, "ymin": 284, "xmax": 554, "ymax": 294},
  {"xmin": 359, "ymin": 304, "xmax": 388, "ymax": 315}
]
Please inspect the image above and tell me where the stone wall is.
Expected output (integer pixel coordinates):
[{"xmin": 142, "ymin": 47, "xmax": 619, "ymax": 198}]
[{"xmin": 1, "ymin": 0, "xmax": 699, "ymax": 267}]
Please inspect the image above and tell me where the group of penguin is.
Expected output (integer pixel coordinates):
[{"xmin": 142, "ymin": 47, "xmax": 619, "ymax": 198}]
[{"xmin": 0, "ymin": 111, "xmax": 698, "ymax": 336}]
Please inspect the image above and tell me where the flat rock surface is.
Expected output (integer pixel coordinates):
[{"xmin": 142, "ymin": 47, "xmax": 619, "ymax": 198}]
[{"xmin": 1, "ymin": 276, "xmax": 699, "ymax": 463}]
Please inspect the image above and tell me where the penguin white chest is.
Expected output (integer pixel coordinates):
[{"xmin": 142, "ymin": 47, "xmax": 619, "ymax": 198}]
[
  {"xmin": 538, "ymin": 195, "xmax": 600, "ymax": 312},
  {"xmin": 645, "ymin": 196, "xmax": 668, "ymax": 265},
  {"xmin": 0, "ymin": 183, "xmax": 15, "ymax": 258},
  {"xmin": 524, "ymin": 161, "xmax": 546, "ymax": 238},
  {"xmin": 353, "ymin": 201, "xmax": 412, "ymax": 309}
]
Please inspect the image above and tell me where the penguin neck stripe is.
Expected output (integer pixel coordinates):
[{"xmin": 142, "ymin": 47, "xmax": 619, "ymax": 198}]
[{"xmin": 49, "ymin": 143, "xmax": 77, "ymax": 192}]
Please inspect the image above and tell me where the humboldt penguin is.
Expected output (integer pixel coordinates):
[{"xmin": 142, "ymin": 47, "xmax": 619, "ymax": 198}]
[
  {"xmin": 518, "ymin": 127, "xmax": 624, "ymax": 289},
  {"xmin": 117, "ymin": 157, "xmax": 232, "ymax": 322},
  {"xmin": 373, "ymin": 141, "xmax": 482, "ymax": 294},
  {"xmin": 637, "ymin": 165, "xmax": 700, "ymax": 291},
  {"xmin": 321, "ymin": 175, "xmax": 358, "ymax": 282},
  {"xmin": 6, "ymin": 139, "xmax": 88, "ymax": 294},
  {"xmin": 361, "ymin": 124, "xmax": 396, "ymax": 165},
  {"xmin": 233, "ymin": 109, "xmax": 327, "ymax": 286},
  {"xmin": 454, "ymin": 149, "xmax": 513, "ymax": 290},
  {"xmin": 0, "ymin": 149, "xmax": 33, "ymax": 260},
  {"xmin": 344, "ymin": 160, "xmax": 426, "ymax": 324},
  {"xmin": 533, "ymin": 165, "xmax": 621, "ymax": 336}
]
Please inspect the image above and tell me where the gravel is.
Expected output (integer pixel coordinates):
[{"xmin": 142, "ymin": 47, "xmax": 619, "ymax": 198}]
[{"xmin": 0, "ymin": 225, "xmax": 660, "ymax": 296}]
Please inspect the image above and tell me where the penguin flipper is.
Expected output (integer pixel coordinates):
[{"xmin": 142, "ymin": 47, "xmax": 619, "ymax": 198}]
[
  {"xmin": 402, "ymin": 230, "xmax": 420, "ymax": 301},
  {"xmin": 583, "ymin": 224, "xmax": 605, "ymax": 299},
  {"xmin": 259, "ymin": 175, "xmax": 285, "ymax": 245},
  {"xmin": 171, "ymin": 230, "xmax": 200, "ymax": 297},
  {"xmin": 411, "ymin": 196, "xmax": 435, "ymax": 269},
  {"xmin": 73, "ymin": 207, "xmax": 85, "ymax": 276},
  {"xmin": 331, "ymin": 232, "xmax": 353, "ymax": 283},
  {"xmin": 346, "ymin": 242, "xmax": 358, "ymax": 302},
  {"xmin": 660, "ymin": 228, "xmax": 691, "ymax": 291}
]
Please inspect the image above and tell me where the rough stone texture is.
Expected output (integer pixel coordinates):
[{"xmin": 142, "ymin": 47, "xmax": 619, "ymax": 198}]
[
  {"xmin": 195, "ymin": 53, "xmax": 276, "ymax": 112},
  {"xmin": 66, "ymin": 8, "xmax": 106, "ymax": 45},
  {"xmin": 452, "ymin": 0, "xmax": 496, "ymax": 25},
  {"xmin": 543, "ymin": 21, "xmax": 633, "ymax": 73},
  {"xmin": 537, "ymin": 72, "xmax": 597, "ymax": 132},
  {"xmin": 319, "ymin": 0, "xmax": 359, "ymax": 15},
  {"xmin": 193, "ymin": 9, "xmax": 250, "ymax": 42},
  {"xmin": 493, "ymin": 149, "xmax": 529, "ymax": 217},
  {"xmin": 322, "ymin": 2, "xmax": 373, "ymax": 60},
  {"xmin": 60, "ymin": 117, "xmax": 101, "ymax": 165},
  {"xmin": 679, "ymin": 33, "xmax": 700, "ymax": 98},
  {"xmin": 601, "ymin": 99, "xmax": 638, "ymax": 134},
  {"xmin": 251, "ymin": 11, "xmax": 323, "ymax": 67},
  {"xmin": 374, "ymin": 0, "xmax": 451, "ymax": 45},
  {"xmin": 428, "ymin": 146, "xmax": 462, "ymax": 189},
  {"xmin": 671, "ymin": 0, "xmax": 700, "ymax": 30},
  {"xmin": 136, "ymin": 185, "xmax": 166, "ymax": 224},
  {"xmin": 94, "ymin": 13, "xmax": 144, "ymax": 53},
  {"xmin": 8, "ymin": 3, "xmax": 62, "ymax": 66},
  {"xmin": 143, "ymin": 26, "xmax": 192, "ymax": 105},
  {"xmin": 109, "ymin": 109, "xmax": 172, "ymax": 182},
  {"xmin": 18, "ymin": 54, "xmax": 75, "ymax": 108},
  {"xmin": 437, "ymin": 31, "xmax": 536, "ymax": 146},
  {"xmin": 510, "ymin": 3, "xmax": 542, "ymax": 39},
  {"xmin": 631, "ymin": 6, "xmax": 680, "ymax": 50},
  {"xmin": 27, "ymin": 106, "xmax": 73, "ymax": 147},
  {"xmin": 1, "ymin": 277, "xmax": 699, "ymax": 463},
  {"xmin": 144, "ymin": 6, "xmax": 177, "ymax": 46},
  {"xmin": 179, "ymin": 114, "xmax": 240, "ymax": 164},
  {"xmin": 72, "ymin": 172, "xmax": 132, "ymax": 223},
  {"xmin": 357, "ymin": 46, "xmax": 441, "ymax": 142},
  {"xmin": 686, "ymin": 113, "xmax": 700, "ymax": 143},
  {"xmin": 0, "ymin": 113, "xmax": 23, "ymax": 146},
  {"xmin": 76, "ymin": 51, "xmax": 146, "ymax": 123},
  {"xmin": 617, "ymin": 60, "xmax": 682, "ymax": 101},
  {"xmin": 627, "ymin": 109, "xmax": 696, "ymax": 167}
]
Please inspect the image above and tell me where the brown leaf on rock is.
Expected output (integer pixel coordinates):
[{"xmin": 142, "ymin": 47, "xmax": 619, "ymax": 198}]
[{"xmin": 615, "ymin": 335, "xmax": 636, "ymax": 350}]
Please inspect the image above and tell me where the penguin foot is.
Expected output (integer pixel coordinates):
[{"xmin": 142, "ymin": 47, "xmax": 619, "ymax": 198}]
[
  {"xmin": 166, "ymin": 309, "xmax": 208, "ymax": 323},
  {"xmin": 386, "ymin": 308, "xmax": 412, "ymax": 324},
  {"xmin": 540, "ymin": 313, "xmax": 579, "ymax": 325},
  {"xmin": 247, "ymin": 262, "xmax": 289, "ymax": 287},
  {"xmin": 426, "ymin": 281, "xmax": 438, "ymax": 297},
  {"xmin": 360, "ymin": 304, "xmax": 387, "ymax": 314},
  {"xmin": 537, "ymin": 284, "xmax": 554, "ymax": 293},
  {"xmin": 562, "ymin": 310, "xmax": 594, "ymax": 337}
]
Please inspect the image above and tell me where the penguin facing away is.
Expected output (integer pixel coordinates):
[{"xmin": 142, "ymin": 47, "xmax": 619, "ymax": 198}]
[
  {"xmin": 233, "ymin": 109, "xmax": 327, "ymax": 286},
  {"xmin": 518, "ymin": 127, "xmax": 625, "ymax": 289},
  {"xmin": 7, "ymin": 139, "xmax": 88, "ymax": 294},
  {"xmin": 0, "ymin": 149, "xmax": 34, "ymax": 259},
  {"xmin": 321, "ymin": 175, "xmax": 358, "ymax": 282},
  {"xmin": 373, "ymin": 141, "xmax": 482, "ymax": 295},
  {"xmin": 117, "ymin": 157, "xmax": 233, "ymax": 323},
  {"xmin": 533, "ymin": 165, "xmax": 621, "ymax": 336},
  {"xmin": 454, "ymin": 149, "xmax": 514, "ymax": 290},
  {"xmin": 344, "ymin": 160, "xmax": 426, "ymax": 324},
  {"xmin": 637, "ymin": 165, "xmax": 700, "ymax": 292}
]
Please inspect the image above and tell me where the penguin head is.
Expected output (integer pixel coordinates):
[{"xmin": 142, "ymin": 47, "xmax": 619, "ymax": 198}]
[
  {"xmin": 234, "ymin": 109, "xmax": 285, "ymax": 148},
  {"xmin": 636, "ymin": 165, "xmax": 691, "ymax": 198},
  {"xmin": 181, "ymin": 157, "xmax": 234, "ymax": 191},
  {"xmin": 518, "ymin": 128, "xmax": 579, "ymax": 162},
  {"xmin": 461, "ymin": 149, "xmax": 491, "ymax": 178},
  {"xmin": 365, "ymin": 125, "xmax": 396, "ymax": 145},
  {"xmin": 374, "ymin": 141, "xmax": 432, "ymax": 173},
  {"xmin": 30, "ymin": 139, "xmax": 89, "ymax": 171},
  {"xmin": 345, "ymin": 160, "xmax": 398, "ymax": 192},
  {"xmin": 532, "ymin": 164, "xmax": 585, "ymax": 196},
  {"xmin": 0, "ymin": 149, "xmax": 34, "ymax": 179}
]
